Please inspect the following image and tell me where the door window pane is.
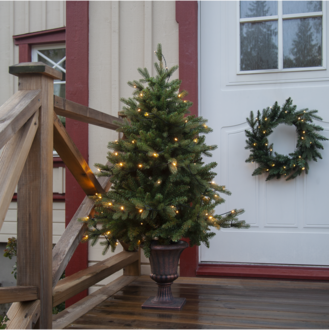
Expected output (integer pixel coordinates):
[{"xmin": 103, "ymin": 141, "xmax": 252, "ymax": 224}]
[
  {"xmin": 240, "ymin": 21, "xmax": 278, "ymax": 71},
  {"xmin": 240, "ymin": 1, "xmax": 277, "ymax": 18},
  {"xmin": 283, "ymin": 18, "xmax": 322, "ymax": 68},
  {"xmin": 283, "ymin": 1, "xmax": 322, "ymax": 15}
]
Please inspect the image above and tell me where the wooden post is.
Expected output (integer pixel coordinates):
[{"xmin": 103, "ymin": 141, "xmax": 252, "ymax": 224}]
[{"xmin": 9, "ymin": 63, "xmax": 62, "ymax": 329}]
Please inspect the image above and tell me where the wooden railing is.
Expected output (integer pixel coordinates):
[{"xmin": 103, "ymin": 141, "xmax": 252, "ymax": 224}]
[{"xmin": 0, "ymin": 62, "xmax": 140, "ymax": 329}]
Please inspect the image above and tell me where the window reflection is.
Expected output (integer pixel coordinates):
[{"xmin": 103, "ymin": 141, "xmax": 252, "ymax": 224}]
[
  {"xmin": 241, "ymin": 21, "xmax": 278, "ymax": 71},
  {"xmin": 240, "ymin": 1, "xmax": 277, "ymax": 18},
  {"xmin": 283, "ymin": 18, "xmax": 322, "ymax": 68},
  {"xmin": 283, "ymin": 1, "xmax": 322, "ymax": 15}
]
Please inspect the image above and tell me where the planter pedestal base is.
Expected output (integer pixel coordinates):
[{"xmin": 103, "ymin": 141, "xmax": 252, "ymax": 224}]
[{"xmin": 142, "ymin": 297, "xmax": 186, "ymax": 310}]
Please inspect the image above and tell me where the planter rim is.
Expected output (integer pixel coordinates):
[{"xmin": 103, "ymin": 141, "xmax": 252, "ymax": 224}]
[{"xmin": 150, "ymin": 240, "xmax": 189, "ymax": 251}]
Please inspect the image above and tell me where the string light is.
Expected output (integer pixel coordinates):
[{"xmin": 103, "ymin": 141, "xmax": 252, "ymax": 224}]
[
  {"xmin": 265, "ymin": 143, "xmax": 268, "ymax": 146},
  {"xmin": 174, "ymin": 137, "xmax": 178, "ymax": 142},
  {"xmin": 184, "ymin": 100, "xmax": 187, "ymax": 103},
  {"xmin": 97, "ymin": 168, "xmax": 101, "ymax": 172},
  {"xmin": 205, "ymin": 213, "xmax": 208, "ymax": 216},
  {"xmin": 119, "ymin": 162, "xmax": 124, "ymax": 167},
  {"xmin": 141, "ymin": 222, "xmax": 143, "ymax": 225},
  {"xmin": 208, "ymin": 216, "xmax": 213, "ymax": 220},
  {"xmin": 310, "ymin": 142, "xmax": 312, "ymax": 144},
  {"xmin": 253, "ymin": 143, "xmax": 257, "ymax": 146},
  {"xmin": 133, "ymin": 85, "xmax": 137, "ymax": 88},
  {"xmin": 231, "ymin": 210, "xmax": 235, "ymax": 214},
  {"xmin": 139, "ymin": 209, "xmax": 143, "ymax": 213},
  {"xmin": 153, "ymin": 153, "xmax": 159, "ymax": 157},
  {"xmin": 266, "ymin": 169, "xmax": 269, "ymax": 171},
  {"xmin": 114, "ymin": 152, "xmax": 118, "ymax": 156},
  {"xmin": 115, "ymin": 140, "xmax": 118, "ymax": 143},
  {"xmin": 214, "ymin": 194, "xmax": 218, "ymax": 198},
  {"xmin": 138, "ymin": 164, "xmax": 143, "ymax": 168},
  {"xmin": 108, "ymin": 202, "xmax": 112, "ymax": 206},
  {"xmin": 116, "ymin": 242, "xmax": 119, "ymax": 246},
  {"xmin": 185, "ymin": 120, "xmax": 188, "ymax": 123},
  {"xmin": 157, "ymin": 180, "xmax": 161, "ymax": 184},
  {"xmin": 211, "ymin": 181, "xmax": 215, "ymax": 184},
  {"xmin": 120, "ymin": 206, "xmax": 124, "ymax": 210},
  {"xmin": 222, "ymin": 186, "xmax": 225, "ymax": 191},
  {"xmin": 82, "ymin": 216, "xmax": 89, "ymax": 221},
  {"xmin": 302, "ymin": 167, "xmax": 305, "ymax": 170},
  {"xmin": 285, "ymin": 111, "xmax": 287, "ymax": 113},
  {"xmin": 137, "ymin": 108, "xmax": 141, "ymax": 112},
  {"xmin": 299, "ymin": 156, "xmax": 301, "ymax": 159},
  {"xmin": 84, "ymin": 235, "xmax": 88, "ymax": 239},
  {"xmin": 176, "ymin": 210, "xmax": 179, "ymax": 214},
  {"xmin": 144, "ymin": 112, "xmax": 149, "ymax": 117},
  {"xmin": 265, "ymin": 118, "xmax": 268, "ymax": 121},
  {"xmin": 203, "ymin": 124, "xmax": 208, "ymax": 128},
  {"xmin": 172, "ymin": 162, "xmax": 177, "ymax": 166},
  {"xmin": 303, "ymin": 131, "xmax": 305, "ymax": 134},
  {"xmin": 140, "ymin": 93, "xmax": 143, "ymax": 97},
  {"xmin": 132, "ymin": 140, "xmax": 136, "ymax": 144},
  {"xmin": 272, "ymin": 164, "xmax": 275, "ymax": 167},
  {"xmin": 194, "ymin": 138, "xmax": 198, "ymax": 143},
  {"xmin": 298, "ymin": 117, "xmax": 301, "ymax": 120},
  {"xmin": 270, "ymin": 148, "xmax": 272, "ymax": 152},
  {"xmin": 293, "ymin": 164, "xmax": 296, "ymax": 167},
  {"xmin": 178, "ymin": 93, "xmax": 182, "ymax": 98},
  {"xmin": 106, "ymin": 231, "xmax": 111, "ymax": 235},
  {"xmin": 283, "ymin": 166, "xmax": 286, "ymax": 169},
  {"xmin": 301, "ymin": 137, "xmax": 304, "ymax": 140},
  {"xmin": 263, "ymin": 131, "xmax": 266, "ymax": 134}
]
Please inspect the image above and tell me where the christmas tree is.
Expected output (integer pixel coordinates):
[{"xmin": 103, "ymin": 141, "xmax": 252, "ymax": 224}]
[{"xmin": 83, "ymin": 44, "xmax": 247, "ymax": 258}]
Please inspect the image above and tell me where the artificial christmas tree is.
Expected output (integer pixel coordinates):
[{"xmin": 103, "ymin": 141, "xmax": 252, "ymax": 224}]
[{"xmin": 83, "ymin": 44, "xmax": 247, "ymax": 309}]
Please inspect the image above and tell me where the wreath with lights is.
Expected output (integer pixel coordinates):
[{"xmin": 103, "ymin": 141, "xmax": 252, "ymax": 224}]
[{"xmin": 245, "ymin": 97, "xmax": 328, "ymax": 181}]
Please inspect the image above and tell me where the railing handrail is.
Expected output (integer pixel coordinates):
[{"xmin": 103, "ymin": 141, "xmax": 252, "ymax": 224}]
[{"xmin": 0, "ymin": 62, "xmax": 140, "ymax": 329}]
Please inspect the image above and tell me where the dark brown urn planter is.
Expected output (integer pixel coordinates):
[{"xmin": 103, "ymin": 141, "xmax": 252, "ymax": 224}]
[{"xmin": 142, "ymin": 240, "xmax": 189, "ymax": 310}]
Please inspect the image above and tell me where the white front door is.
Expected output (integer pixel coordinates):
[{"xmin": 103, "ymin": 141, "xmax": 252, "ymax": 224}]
[{"xmin": 199, "ymin": 1, "xmax": 329, "ymax": 266}]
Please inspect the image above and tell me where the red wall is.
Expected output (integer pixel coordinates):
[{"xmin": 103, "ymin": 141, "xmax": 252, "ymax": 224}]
[{"xmin": 65, "ymin": 1, "xmax": 89, "ymax": 305}]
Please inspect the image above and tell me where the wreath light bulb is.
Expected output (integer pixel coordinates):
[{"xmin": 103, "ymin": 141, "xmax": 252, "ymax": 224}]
[
  {"xmin": 174, "ymin": 137, "xmax": 178, "ymax": 141},
  {"xmin": 114, "ymin": 152, "xmax": 118, "ymax": 156},
  {"xmin": 139, "ymin": 209, "xmax": 143, "ymax": 213},
  {"xmin": 194, "ymin": 138, "xmax": 198, "ymax": 143},
  {"xmin": 138, "ymin": 164, "xmax": 143, "ymax": 168},
  {"xmin": 137, "ymin": 108, "xmax": 141, "ymax": 112},
  {"xmin": 153, "ymin": 153, "xmax": 158, "ymax": 157},
  {"xmin": 302, "ymin": 167, "xmax": 305, "ymax": 170},
  {"xmin": 120, "ymin": 206, "xmax": 124, "ymax": 210},
  {"xmin": 109, "ymin": 202, "xmax": 112, "ymax": 206},
  {"xmin": 140, "ymin": 93, "xmax": 143, "ymax": 97},
  {"xmin": 144, "ymin": 112, "xmax": 149, "ymax": 117},
  {"xmin": 106, "ymin": 231, "xmax": 111, "ymax": 235},
  {"xmin": 172, "ymin": 162, "xmax": 177, "ymax": 166},
  {"xmin": 253, "ymin": 143, "xmax": 257, "ymax": 146},
  {"xmin": 231, "ymin": 210, "xmax": 235, "ymax": 214},
  {"xmin": 263, "ymin": 131, "xmax": 266, "ymax": 134},
  {"xmin": 119, "ymin": 162, "xmax": 124, "ymax": 167},
  {"xmin": 265, "ymin": 143, "xmax": 268, "ymax": 146}
]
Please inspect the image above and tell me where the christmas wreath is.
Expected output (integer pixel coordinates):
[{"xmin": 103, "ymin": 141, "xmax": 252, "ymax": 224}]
[{"xmin": 245, "ymin": 98, "xmax": 328, "ymax": 181}]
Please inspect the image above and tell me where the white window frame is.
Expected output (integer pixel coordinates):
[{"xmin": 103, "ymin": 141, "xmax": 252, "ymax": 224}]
[
  {"xmin": 32, "ymin": 43, "xmax": 66, "ymax": 157},
  {"xmin": 31, "ymin": 43, "xmax": 66, "ymax": 86},
  {"xmin": 237, "ymin": 1, "xmax": 326, "ymax": 75}
]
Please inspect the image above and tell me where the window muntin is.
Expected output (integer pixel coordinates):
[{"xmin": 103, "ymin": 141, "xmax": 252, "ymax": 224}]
[
  {"xmin": 239, "ymin": 1, "xmax": 324, "ymax": 73},
  {"xmin": 31, "ymin": 44, "xmax": 66, "ymax": 98}
]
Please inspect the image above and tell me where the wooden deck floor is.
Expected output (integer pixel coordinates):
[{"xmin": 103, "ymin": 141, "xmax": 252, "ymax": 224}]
[{"xmin": 67, "ymin": 275, "xmax": 329, "ymax": 329}]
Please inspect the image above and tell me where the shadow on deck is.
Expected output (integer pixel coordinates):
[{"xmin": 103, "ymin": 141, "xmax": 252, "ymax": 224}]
[{"xmin": 66, "ymin": 275, "xmax": 329, "ymax": 329}]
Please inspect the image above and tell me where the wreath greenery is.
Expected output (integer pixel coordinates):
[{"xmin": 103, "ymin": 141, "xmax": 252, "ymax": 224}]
[{"xmin": 245, "ymin": 98, "xmax": 328, "ymax": 181}]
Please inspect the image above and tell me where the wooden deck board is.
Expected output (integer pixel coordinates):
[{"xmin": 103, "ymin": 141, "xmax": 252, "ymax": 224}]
[{"xmin": 66, "ymin": 276, "xmax": 329, "ymax": 329}]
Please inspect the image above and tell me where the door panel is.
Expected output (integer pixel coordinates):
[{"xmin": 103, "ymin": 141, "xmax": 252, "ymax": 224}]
[{"xmin": 200, "ymin": 1, "xmax": 329, "ymax": 266}]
